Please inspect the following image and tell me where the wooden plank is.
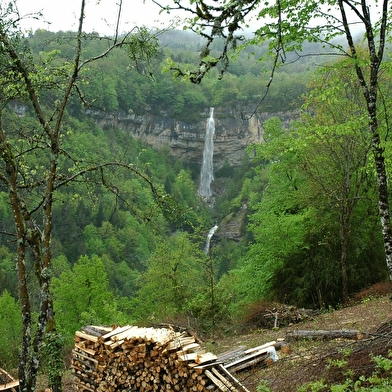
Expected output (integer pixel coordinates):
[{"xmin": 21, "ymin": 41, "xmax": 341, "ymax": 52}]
[
  {"xmin": 75, "ymin": 343, "xmax": 96, "ymax": 356},
  {"xmin": 178, "ymin": 352, "xmax": 199, "ymax": 361},
  {"xmin": 205, "ymin": 369, "xmax": 230, "ymax": 391},
  {"xmin": 178, "ymin": 348, "xmax": 206, "ymax": 356},
  {"xmin": 218, "ymin": 364, "xmax": 251, "ymax": 392},
  {"xmin": 101, "ymin": 325, "xmax": 132, "ymax": 340},
  {"xmin": 193, "ymin": 360, "xmax": 223, "ymax": 369},
  {"xmin": 196, "ymin": 352, "xmax": 218, "ymax": 364},
  {"xmin": 75, "ymin": 331, "xmax": 98, "ymax": 343},
  {"xmin": 225, "ymin": 347, "xmax": 269, "ymax": 369},
  {"xmin": 211, "ymin": 367, "xmax": 237, "ymax": 391},
  {"xmin": 215, "ymin": 346, "xmax": 246, "ymax": 363},
  {"xmin": 226, "ymin": 354, "xmax": 267, "ymax": 373},
  {"xmin": 244, "ymin": 341, "xmax": 276, "ymax": 355},
  {"xmin": 167, "ymin": 335, "xmax": 195, "ymax": 350},
  {"xmin": 108, "ymin": 326, "xmax": 139, "ymax": 341},
  {"xmin": 180, "ymin": 342, "xmax": 200, "ymax": 352},
  {"xmin": 0, "ymin": 380, "xmax": 19, "ymax": 391},
  {"xmin": 149, "ymin": 328, "xmax": 178, "ymax": 344}
]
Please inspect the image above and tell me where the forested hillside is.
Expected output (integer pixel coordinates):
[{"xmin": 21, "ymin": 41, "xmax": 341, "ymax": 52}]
[
  {"xmin": 24, "ymin": 29, "xmax": 311, "ymax": 120},
  {"xmin": 0, "ymin": 25, "xmax": 389, "ymax": 381}
]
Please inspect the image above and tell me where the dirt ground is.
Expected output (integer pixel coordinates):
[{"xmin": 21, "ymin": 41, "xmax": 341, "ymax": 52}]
[{"xmin": 43, "ymin": 282, "xmax": 392, "ymax": 392}]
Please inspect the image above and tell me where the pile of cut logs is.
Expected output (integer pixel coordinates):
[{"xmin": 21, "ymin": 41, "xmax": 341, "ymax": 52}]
[{"xmin": 72, "ymin": 325, "xmax": 281, "ymax": 392}]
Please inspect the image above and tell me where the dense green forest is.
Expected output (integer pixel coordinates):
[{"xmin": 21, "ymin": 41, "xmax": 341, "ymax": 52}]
[{"xmin": 0, "ymin": 26, "xmax": 389, "ymax": 372}]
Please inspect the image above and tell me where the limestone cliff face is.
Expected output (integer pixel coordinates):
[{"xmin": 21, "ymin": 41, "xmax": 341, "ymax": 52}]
[{"xmin": 92, "ymin": 106, "xmax": 274, "ymax": 169}]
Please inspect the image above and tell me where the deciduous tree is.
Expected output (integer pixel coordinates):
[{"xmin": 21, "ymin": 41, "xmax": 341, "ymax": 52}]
[
  {"xmin": 51, "ymin": 255, "xmax": 124, "ymax": 342},
  {"xmin": 0, "ymin": 1, "xmax": 162, "ymax": 390},
  {"xmin": 132, "ymin": 232, "xmax": 206, "ymax": 320},
  {"xmin": 293, "ymin": 61, "xmax": 380, "ymax": 303}
]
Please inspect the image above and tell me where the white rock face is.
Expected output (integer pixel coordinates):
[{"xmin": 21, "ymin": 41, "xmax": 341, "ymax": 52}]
[{"xmin": 92, "ymin": 106, "xmax": 295, "ymax": 169}]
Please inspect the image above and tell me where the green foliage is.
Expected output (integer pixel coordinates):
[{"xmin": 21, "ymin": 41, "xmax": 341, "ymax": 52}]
[
  {"xmin": 125, "ymin": 26, "xmax": 160, "ymax": 77},
  {"xmin": 188, "ymin": 266, "xmax": 242, "ymax": 333},
  {"xmin": 299, "ymin": 351, "xmax": 392, "ymax": 391},
  {"xmin": 131, "ymin": 232, "xmax": 207, "ymax": 321},
  {"xmin": 0, "ymin": 246, "xmax": 17, "ymax": 297},
  {"xmin": 297, "ymin": 380, "xmax": 327, "ymax": 392},
  {"xmin": 42, "ymin": 332, "xmax": 65, "ymax": 391},
  {"xmin": 256, "ymin": 380, "xmax": 272, "ymax": 392},
  {"xmin": 52, "ymin": 255, "xmax": 125, "ymax": 342},
  {"xmin": 235, "ymin": 75, "xmax": 385, "ymax": 307},
  {"xmin": 0, "ymin": 290, "xmax": 22, "ymax": 367},
  {"xmin": 24, "ymin": 29, "xmax": 309, "ymax": 119}
]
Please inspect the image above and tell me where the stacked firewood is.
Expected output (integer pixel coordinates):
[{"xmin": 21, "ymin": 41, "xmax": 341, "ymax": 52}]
[{"xmin": 72, "ymin": 325, "xmax": 232, "ymax": 392}]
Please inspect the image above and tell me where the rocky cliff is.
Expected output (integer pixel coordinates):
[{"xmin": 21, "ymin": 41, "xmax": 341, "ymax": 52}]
[
  {"xmin": 12, "ymin": 101, "xmax": 294, "ymax": 170},
  {"xmin": 92, "ymin": 106, "xmax": 295, "ymax": 169}
]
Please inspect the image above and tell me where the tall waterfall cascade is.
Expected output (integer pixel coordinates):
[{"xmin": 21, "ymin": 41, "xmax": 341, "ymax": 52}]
[
  {"xmin": 199, "ymin": 108, "xmax": 215, "ymax": 198},
  {"xmin": 204, "ymin": 224, "xmax": 218, "ymax": 255}
]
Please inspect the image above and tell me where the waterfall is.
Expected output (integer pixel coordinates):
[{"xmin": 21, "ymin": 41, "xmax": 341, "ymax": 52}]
[
  {"xmin": 204, "ymin": 224, "xmax": 218, "ymax": 255},
  {"xmin": 199, "ymin": 107, "xmax": 215, "ymax": 198}
]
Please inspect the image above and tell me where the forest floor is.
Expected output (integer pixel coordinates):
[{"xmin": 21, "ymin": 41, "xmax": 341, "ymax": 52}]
[
  {"xmin": 40, "ymin": 282, "xmax": 392, "ymax": 392},
  {"xmin": 210, "ymin": 283, "xmax": 392, "ymax": 391}
]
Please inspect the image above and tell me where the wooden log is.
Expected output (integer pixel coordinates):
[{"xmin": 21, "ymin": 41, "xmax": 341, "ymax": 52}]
[
  {"xmin": 285, "ymin": 329, "xmax": 365, "ymax": 341},
  {"xmin": 73, "ymin": 380, "xmax": 96, "ymax": 392},
  {"xmin": 72, "ymin": 357, "xmax": 96, "ymax": 371},
  {"xmin": 75, "ymin": 331, "xmax": 99, "ymax": 343},
  {"xmin": 276, "ymin": 341, "xmax": 290, "ymax": 354},
  {"xmin": 74, "ymin": 343, "xmax": 96, "ymax": 356},
  {"xmin": 73, "ymin": 325, "xmax": 228, "ymax": 392},
  {"xmin": 72, "ymin": 349, "xmax": 99, "ymax": 364},
  {"xmin": 167, "ymin": 336, "xmax": 195, "ymax": 350}
]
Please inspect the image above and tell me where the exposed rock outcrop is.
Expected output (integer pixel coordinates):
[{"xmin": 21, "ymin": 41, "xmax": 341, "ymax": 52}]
[
  {"xmin": 217, "ymin": 203, "xmax": 248, "ymax": 241},
  {"xmin": 91, "ymin": 106, "xmax": 296, "ymax": 169}
]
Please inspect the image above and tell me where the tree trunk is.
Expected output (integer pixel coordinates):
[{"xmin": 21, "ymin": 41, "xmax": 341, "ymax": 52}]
[
  {"xmin": 338, "ymin": 0, "xmax": 392, "ymax": 287},
  {"xmin": 368, "ymin": 60, "xmax": 392, "ymax": 284},
  {"xmin": 339, "ymin": 216, "xmax": 351, "ymax": 305},
  {"xmin": 371, "ymin": 128, "xmax": 392, "ymax": 283}
]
